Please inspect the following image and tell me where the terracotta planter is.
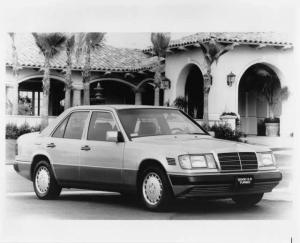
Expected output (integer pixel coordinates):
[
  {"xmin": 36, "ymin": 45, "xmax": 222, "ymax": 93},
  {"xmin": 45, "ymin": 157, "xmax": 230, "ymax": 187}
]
[{"xmin": 265, "ymin": 123, "xmax": 279, "ymax": 137}]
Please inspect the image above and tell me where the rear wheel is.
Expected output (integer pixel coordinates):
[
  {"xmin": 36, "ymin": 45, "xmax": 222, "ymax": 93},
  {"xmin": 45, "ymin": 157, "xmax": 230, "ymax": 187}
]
[
  {"xmin": 232, "ymin": 193, "xmax": 264, "ymax": 207},
  {"xmin": 33, "ymin": 160, "xmax": 62, "ymax": 199},
  {"xmin": 139, "ymin": 166, "xmax": 173, "ymax": 211}
]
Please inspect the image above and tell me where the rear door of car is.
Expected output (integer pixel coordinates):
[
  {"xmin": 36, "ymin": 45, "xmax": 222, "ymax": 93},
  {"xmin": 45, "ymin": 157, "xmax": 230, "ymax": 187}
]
[
  {"xmin": 46, "ymin": 110, "xmax": 90, "ymax": 183},
  {"xmin": 79, "ymin": 110, "xmax": 124, "ymax": 186}
]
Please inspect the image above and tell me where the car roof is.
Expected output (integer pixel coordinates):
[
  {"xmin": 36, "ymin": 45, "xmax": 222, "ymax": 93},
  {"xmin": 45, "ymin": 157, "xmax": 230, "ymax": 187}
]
[{"xmin": 69, "ymin": 105, "xmax": 178, "ymax": 111}]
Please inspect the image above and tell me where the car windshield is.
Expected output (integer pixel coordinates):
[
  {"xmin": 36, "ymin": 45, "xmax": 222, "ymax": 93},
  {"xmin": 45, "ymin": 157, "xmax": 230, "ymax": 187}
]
[{"xmin": 117, "ymin": 108, "xmax": 207, "ymax": 139}]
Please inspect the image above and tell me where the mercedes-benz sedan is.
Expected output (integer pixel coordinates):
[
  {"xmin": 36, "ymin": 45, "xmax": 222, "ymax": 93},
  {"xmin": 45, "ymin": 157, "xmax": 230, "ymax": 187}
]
[{"xmin": 14, "ymin": 105, "xmax": 282, "ymax": 211}]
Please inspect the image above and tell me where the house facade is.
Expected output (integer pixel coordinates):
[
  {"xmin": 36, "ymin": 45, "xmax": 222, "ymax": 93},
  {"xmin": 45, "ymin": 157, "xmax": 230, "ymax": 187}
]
[{"xmin": 6, "ymin": 33, "xmax": 294, "ymax": 136}]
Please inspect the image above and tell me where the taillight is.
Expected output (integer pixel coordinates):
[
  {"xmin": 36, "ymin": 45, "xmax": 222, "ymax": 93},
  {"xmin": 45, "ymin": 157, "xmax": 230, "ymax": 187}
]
[{"xmin": 15, "ymin": 143, "xmax": 18, "ymax": 156}]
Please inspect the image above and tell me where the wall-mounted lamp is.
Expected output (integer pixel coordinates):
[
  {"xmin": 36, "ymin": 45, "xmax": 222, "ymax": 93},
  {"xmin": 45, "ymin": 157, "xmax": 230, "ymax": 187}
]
[
  {"xmin": 161, "ymin": 77, "xmax": 171, "ymax": 89},
  {"xmin": 203, "ymin": 72, "xmax": 213, "ymax": 86},
  {"xmin": 227, "ymin": 72, "xmax": 236, "ymax": 87}
]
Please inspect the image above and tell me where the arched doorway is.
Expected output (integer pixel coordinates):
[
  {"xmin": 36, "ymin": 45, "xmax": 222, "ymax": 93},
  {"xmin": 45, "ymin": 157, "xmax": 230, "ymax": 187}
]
[
  {"xmin": 90, "ymin": 80, "xmax": 135, "ymax": 105},
  {"xmin": 18, "ymin": 78, "xmax": 65, "ymax": 116},
  {"xmin": 184, "ymin": 65, "xmax": 204, "ymax": 119},
  {"xmin": 140, "ymin": 82, "xmax": 155, "ymax": 105},
  {"xmin": 238, "ymin": 63, "xmax": 281, "ymax": 135}
]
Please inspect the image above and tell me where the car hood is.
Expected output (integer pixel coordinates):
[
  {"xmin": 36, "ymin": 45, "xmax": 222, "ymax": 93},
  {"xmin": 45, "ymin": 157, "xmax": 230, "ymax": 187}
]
[{"xmin": 132, "ymin": 135, "xmax": 270, "ymax": 154}]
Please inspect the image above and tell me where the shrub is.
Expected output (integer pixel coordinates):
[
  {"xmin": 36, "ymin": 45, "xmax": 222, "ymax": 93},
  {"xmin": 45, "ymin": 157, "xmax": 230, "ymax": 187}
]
[
  {"xmin": 18, "ymin": 123, "xmax": 31, "ymax": 137},
  {"xmin": 6, "ymin": 123, "xmax": 41, "ymax": 139},
  {"xmin": 173, "ymin": 96, "xmax": 187, "ymax": 110},
  {"xmin": 220, "ymin": 112, "xmax": 237, "ymax": 117},
  {"xmin": 201, "ymin": 123, "xmax": 211, "ymax": 132},
  {"xmin": 210, "ymin": 123, "xmax": 242, "ymax": 142},
  {"xmin": 6, "ymin": 123, "xmax": 19, "ymax": 139}
]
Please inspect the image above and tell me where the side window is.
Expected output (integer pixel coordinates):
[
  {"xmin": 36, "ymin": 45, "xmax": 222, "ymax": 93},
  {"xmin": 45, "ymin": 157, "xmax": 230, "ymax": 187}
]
[
  {"xmin": 52, "ymin": 116, "xmax": 69, "ymax": 138},
  {"xmin": 64, "ymin": 111, "xmax": 89, "ymax": 139},
  {"xmin": 87, "ymin": 111, "xmax": 117, "ymax": 141}
]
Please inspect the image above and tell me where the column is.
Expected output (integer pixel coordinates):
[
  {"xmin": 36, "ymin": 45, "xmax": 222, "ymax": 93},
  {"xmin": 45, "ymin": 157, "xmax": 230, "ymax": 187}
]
[
  {"xmin": 72, "ymin": 88, "xmax": 81, "ymax": 106},
  {"xmin": 72, "ymin": 83, "xmax": 83, "ymax": 107},
  {"xmin": 6, "ymin": 83, "xmax": 19, "ymax": 115},
  {"xmin": 135, "ymin": 90, "xmax": 142, "ymax": 105}
]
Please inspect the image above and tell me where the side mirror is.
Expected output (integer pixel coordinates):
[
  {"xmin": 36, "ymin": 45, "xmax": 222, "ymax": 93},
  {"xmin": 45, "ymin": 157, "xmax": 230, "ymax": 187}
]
[{"xmin": 106, "ymin": 131, "xmax": 124, "ymax": 143}]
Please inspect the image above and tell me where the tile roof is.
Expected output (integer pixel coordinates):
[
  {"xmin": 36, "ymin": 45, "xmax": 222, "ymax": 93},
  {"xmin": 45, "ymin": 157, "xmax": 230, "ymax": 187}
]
[
  {"xmin": 143, "ymin": 32, "xmax": 293, "ymax": 53},
  {"xmin": 6, "ymin": 33, "xmax": 156, "ymax": 72}
]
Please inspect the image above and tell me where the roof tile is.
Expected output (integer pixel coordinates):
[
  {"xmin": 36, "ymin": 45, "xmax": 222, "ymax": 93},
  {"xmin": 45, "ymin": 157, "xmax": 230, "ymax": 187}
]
[{"xmin": 6, "ymin": 33, "xmax": 156, "ymax": 72}]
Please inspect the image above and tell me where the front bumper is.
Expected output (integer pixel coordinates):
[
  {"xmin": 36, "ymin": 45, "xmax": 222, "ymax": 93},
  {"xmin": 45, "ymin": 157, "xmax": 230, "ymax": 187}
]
[{"xmin": 169, "ymin": 170, "xmax": 282, "ymax": 198}]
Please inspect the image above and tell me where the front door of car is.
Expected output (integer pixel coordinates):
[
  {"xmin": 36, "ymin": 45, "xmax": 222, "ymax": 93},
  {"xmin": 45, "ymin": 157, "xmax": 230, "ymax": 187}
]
[
  {"xmin": 79, "ymin": 111, "xmax": 124, "ymax": 186},
  {"xmin": 46, "ymin": 111, "xmax": 89, "ymax": 183}
]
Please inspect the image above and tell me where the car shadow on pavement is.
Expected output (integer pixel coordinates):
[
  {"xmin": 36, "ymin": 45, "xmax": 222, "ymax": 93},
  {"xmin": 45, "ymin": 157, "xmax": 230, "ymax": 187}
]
[{"xmin": 57, "ymin": 193, "xmax": 266, "ymax": 216}]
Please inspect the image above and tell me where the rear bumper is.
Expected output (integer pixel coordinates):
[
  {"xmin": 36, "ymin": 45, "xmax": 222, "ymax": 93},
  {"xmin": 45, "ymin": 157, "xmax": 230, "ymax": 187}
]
[
  {"xmin": 13, "ymin": 160, "xmax": 32, "ymax": 181},
  {"xmin": 169, "ymin": 170, "xmax": 282, "ymax": 198}
]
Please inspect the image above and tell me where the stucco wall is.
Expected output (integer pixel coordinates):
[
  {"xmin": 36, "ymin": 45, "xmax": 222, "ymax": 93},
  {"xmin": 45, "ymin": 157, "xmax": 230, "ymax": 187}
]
[{"xmin": 165, "ymin": 45, "xmax": 294, "ymax": 135}]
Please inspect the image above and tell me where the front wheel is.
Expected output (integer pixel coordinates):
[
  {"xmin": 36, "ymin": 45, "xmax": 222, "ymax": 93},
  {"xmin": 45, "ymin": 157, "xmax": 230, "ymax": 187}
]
[
  {"xmin": 33, "ymin": 160, "xmax": 62, "ymax": 199},
  {"xmin": 139, "ymin": 167, "xmax": 173, "ymax": 211},
  {"xmin": 232, "ymin": 193, "xmax": 264, "ymax": 207}
]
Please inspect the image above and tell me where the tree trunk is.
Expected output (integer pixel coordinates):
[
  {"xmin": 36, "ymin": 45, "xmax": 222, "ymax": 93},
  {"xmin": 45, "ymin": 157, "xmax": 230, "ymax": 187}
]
[
  {"xmin": 203, "ymin": 68, "xmax": 212, "ymax": 124},
  {"xmin": 64, "ymin": 87, "xmax": 71, "ymax": 110},
  {"xmin": 83, "ymin": 46, "xmax": 91, "ymax": 105},
  {"xmin": 269, "ymin": 102, "xmax": 275, "ymax": 119},
  {"xmin": 41, "ymin": 58, "xmax": 50, "ymax": 129},
  {"xmin": 203, "ymin": 90, "xmax": 209, "ymax": 124},
  {"xmin": 154, "ymin": 87, "xmax": 160, "ymax": 106},
  {"xmin": 41, "ymin": 91, "xmax": 49, "ymax": 129},
  {"xmin": 65, "ymin": 48, "xmax": 72, "ymax": 110},
  {"xmin": 83, "ymin": 83, "xmax": 90, "ymax": 105}
]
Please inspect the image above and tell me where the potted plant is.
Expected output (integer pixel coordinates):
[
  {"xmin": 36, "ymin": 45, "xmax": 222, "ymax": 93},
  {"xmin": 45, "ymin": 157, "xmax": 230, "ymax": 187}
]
[
  {"xmin": 173, "ymin": 96, "xmax": 187, "ymax": 111},
  {"xmin": 220, "ymin": 112, "xmax": 238, "ymax": 130},
  {"xmin": 261, "ymin": 80, "xmax": 289, "ymax": 136}
]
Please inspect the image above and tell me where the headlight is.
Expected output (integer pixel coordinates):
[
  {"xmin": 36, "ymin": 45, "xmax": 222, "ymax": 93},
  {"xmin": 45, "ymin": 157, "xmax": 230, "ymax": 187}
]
[
  {"xmin": 257, "ymin": 152, "xmax": 275, "ymax": 167},
  {"xmin": 178, "ymin": 154, "xmax": 217, "ymax": 169}
]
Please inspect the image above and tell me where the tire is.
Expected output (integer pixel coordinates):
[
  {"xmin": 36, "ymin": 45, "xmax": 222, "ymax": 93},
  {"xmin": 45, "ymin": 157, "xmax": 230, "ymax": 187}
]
[
  {"xmin": 139, "ymin": 166, "xmax": 173, "ymax": 211},
  {"xmin": 33, "ymin": 160, "xmax": 62, "ymax": 200},
  {"xmin": 232, "ymin": 193, "xmax": 264, "ymax": 207}
]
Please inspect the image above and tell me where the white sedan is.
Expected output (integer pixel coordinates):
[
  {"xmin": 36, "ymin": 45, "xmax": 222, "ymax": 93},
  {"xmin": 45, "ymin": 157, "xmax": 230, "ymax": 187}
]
[{"xmin": 14, "ymin": 105, "xmax": 282, "ymax": 211}]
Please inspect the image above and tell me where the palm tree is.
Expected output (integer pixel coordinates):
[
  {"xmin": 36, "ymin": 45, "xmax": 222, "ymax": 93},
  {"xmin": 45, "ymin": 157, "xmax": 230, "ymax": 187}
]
[
  {"xmin": 32, "ymin": 33, "xmax": 66, "ymax": 129},
  {"xmin": 200, "ymin": 36, "xmax": 238, "ymax": 124},
  {"xmin": 150, "ymin": 33, "xmax": 171, "ymax": 106},
  {"xmin": 8, "ymin": 32, "xmax": 21, "ymax": 115},
  {"xmin": 75, "ymin": 33, "xmax": 105, "ymax": 105},
  {"xmin": 63, "ymin": 34, "xmax": 75, "ymax": 110}
]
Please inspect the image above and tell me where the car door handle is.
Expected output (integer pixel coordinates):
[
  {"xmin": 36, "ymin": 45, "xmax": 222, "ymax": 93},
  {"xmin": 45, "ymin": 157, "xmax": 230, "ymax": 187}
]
[
  {"xmin": 81, "ymin": 145, "xmax": 91, "ymax": 151},
  {"xmin": 46, "ymin": 143, "xmax": 56, "ymax": 148}
]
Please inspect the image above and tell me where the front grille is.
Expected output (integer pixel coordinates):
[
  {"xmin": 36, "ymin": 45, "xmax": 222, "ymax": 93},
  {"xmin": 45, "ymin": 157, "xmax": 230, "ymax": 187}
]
[{"xmin": 218, "ymin": 152, "xmax": 258, "ymax": 172}]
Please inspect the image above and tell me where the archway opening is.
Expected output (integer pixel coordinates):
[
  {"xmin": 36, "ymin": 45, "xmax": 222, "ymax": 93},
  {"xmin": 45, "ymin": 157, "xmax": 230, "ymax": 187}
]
[
  {"xmin": 140, "ymin": 82, "xmax": 155, "ymax": 105},
  {"xmin": 90, "ymin": 80, "xmax": 135, "ymax": 105},
  {"xmin": 184, "ymin": 65, "xmax": 204, "ymax": 119},
  {"xmin": 18, "ymin": 78, "xmax": 65, "ymax": 116},
  {"xmin": 238, "ymin": 63, "xmax": 281, "ymax": 135}
]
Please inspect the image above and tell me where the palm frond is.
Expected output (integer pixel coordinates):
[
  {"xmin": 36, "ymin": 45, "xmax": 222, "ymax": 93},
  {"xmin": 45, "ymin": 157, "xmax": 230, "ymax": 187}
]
[
  {"xmin": 32, "ymin": 32, "xmax": 67, "ymax": 58},
  {"xmin": 74, "ymin": 32, "xmax": 106, "ymax": 63},
  {"xmin": 151, "ymin": 32, "xmax": 171, "ymax": 57},
  {"xmin": 85, "ymin": 32, "xmax": 106, "ymax": 48}
]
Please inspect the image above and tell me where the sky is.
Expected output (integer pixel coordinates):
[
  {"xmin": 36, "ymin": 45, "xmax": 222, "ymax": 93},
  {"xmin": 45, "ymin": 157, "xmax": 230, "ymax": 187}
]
[{"xmin": 105, "ymin": 33, "xmax": 193, "ymax": 49}]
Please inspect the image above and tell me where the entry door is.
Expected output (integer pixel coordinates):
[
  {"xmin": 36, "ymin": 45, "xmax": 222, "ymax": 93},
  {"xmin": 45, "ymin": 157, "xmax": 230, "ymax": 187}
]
[
  {"xmin": 46, "ymin": 111, "xmax": 90, "ymax": 183},
  {"xmin": 79, "ymin": 111, "xmax": 124, "ymax": 185}
]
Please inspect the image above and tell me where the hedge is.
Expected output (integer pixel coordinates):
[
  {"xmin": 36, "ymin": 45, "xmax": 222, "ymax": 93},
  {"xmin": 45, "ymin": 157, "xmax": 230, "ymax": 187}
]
[{"xmin": 6, "ymin": 123, "xmax": 41, "ymax": 139}]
